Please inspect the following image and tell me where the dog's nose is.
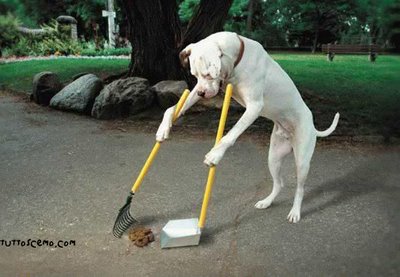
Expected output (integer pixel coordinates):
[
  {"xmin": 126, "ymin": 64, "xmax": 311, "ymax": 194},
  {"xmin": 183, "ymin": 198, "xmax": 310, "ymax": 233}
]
[{"xmin": 197, "ymin": 91, "xmax": 206, "ymax": 97}]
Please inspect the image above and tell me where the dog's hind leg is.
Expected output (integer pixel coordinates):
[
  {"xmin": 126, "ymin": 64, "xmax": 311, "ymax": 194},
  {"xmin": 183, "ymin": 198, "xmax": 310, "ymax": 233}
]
[
  {"xmin": 287, "ymin": 128, "xmax": 316, "ymax": 223},
  {"xmin": 255, "ymin": 124, "xmax": 292, "ymax": 209}
]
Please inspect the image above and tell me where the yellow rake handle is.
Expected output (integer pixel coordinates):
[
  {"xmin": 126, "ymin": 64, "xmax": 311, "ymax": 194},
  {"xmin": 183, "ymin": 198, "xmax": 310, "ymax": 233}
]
[
  {"xmin": 198, "ymin": 84, "xmax": 233, "ymax": 228},
  {"xmin": 131, "ymin": 89, "xmax": 190, "ymax": 193}
]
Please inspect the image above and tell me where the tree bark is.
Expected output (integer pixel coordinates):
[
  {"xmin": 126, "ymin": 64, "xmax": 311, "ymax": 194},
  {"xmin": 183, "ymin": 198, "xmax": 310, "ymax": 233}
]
[
  {"xmin": 246, "ymin": 0, "xmax": 255, "ymax": 32},
  {"xmin": 180, "ymin": 0, "xmax": 233, "ymax": 48},
  {"xmin": 121, "ymin": 0, "xmax": 183, "ymax": 84},
  {"xmin": 121, "ymin": 0, "xmax": 233, "ymax": 85},
  {"xmin": 312, "ymin": 27, "xmax": 319, "ymax": 53},
  {"xmin": 180, "ymin": 0, "xmax": 233, "ymax": 86},
  {"xmin": 312, "ymin": 6, "xmax": 321, "ymax": 54}
]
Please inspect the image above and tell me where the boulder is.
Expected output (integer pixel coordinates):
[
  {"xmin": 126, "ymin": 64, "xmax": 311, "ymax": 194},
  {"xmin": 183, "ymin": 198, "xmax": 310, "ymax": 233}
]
[
  {"xmin": 91, "ymin": 77, "xmax": 154, "ymax": 119},
  {"xmin": 152, "ymin": 80, "xmax": 244, "ymax": 112},
  {"xmin": 72, "ymin": 72, "xmax": 90, "ymax": 81},
  {"xmin": 151, "ymin": 80, "xmax": 188, "ymax": 109},
  {"xmin": 31, "ymin": 72, "xmax": 63, "ymax": 106},
  {"xmin": 50, "ymin": 74, "xmax": 103, "ymax": 114}
]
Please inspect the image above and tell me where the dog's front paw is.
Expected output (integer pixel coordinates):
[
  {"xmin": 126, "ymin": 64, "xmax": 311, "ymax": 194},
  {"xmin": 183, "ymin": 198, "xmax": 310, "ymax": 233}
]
[
  {"xmin": 156, "ymin": 107, "xmax": 174, "ymax": 142},
  {"xmin": 287, "ymin": 208, "xmax": 301, "ymax": 223},
  {"xmin": 156, "ymin": 122, "xmax": 171, "ymax": 142},
  {"xmin": 204, "ymin": 148, "xmax": 223, "ymax": 166}
]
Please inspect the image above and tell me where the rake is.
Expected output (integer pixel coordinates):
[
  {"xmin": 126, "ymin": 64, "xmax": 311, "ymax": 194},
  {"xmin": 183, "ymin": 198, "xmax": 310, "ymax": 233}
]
[{"xmin": 113, "ymin": 89, "xmax": 190, "ymax": 238}]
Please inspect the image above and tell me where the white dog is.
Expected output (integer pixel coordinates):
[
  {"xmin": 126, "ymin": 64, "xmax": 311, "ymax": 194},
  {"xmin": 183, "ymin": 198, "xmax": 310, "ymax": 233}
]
[{"xmin": 156, "ymin": 32, "xmax": 339, "ymax": 223}]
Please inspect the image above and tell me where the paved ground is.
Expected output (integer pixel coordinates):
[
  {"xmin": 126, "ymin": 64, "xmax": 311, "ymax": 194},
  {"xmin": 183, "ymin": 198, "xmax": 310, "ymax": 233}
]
[{"xmin": 1, "ymin": 93, "xmax": 399, "ymax": 276}]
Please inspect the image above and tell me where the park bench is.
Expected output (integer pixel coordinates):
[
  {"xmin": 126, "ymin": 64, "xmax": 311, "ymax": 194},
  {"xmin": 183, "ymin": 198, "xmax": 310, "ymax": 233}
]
[{"xmin": 321, "ymin": 44, "xmax": 382, "ymax": 62}]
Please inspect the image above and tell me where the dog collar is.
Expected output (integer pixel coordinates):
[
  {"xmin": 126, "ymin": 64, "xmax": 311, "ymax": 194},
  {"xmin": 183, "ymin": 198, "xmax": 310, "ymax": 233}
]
[
  {"xmin": 219, "ymin": 35, "xmax": 244, "ymax": 94},
  {"xmin": 234, "ymin": 35, "xmax": 245, "ymax": 68}
]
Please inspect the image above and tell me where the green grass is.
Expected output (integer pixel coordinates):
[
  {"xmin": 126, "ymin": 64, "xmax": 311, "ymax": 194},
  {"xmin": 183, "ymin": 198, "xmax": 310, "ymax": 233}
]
[
  {"xmin": 271, "ymin": 54, "xmax": 400, "ymax": 137},
  {"xmin": 0, "ymin": 54, "xmax": 399, "ymax": 137},
  {"xmin": 0, "ymin": 58, "xmax": 129, "ymax": 92}
]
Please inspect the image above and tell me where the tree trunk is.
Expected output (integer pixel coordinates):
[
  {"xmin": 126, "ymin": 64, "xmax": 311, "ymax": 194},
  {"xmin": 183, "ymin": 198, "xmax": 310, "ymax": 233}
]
[
  {"xmin": 180, "ymin": 0, "xmax": 233, "ymax": 48},
  {"xmin": 180, "ymin": 0, "xmax": 233, "ymax": 86},
  {"xmin": 246, "ymin": 0, "xmax": 255, "ymax": 32},
  {"xmin": 121, "ymin": 0, "xmax": 233, "ymax": 85},
  {"xmin": 121, "ymin": 0, "xmax": 183, "ymax": 84},
  {"xmin": 370, "ymin": 21, "xmax": 378, "ymax": 44},
  {"xmin": 312, "ymin": 27, "xmax": 319, "ymax": 53},
  {"xmin": 311, "ymin": 5, "xmax": 321, "ymax": 54}
]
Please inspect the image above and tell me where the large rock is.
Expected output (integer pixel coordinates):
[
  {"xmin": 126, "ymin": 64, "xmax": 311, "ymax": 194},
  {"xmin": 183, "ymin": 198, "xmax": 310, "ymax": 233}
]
[
  {"xmin": 91, "ymin": 77, "xmax": 154, "ymax": 119},
  {"xmin": 152, "ymin": 80, "xmax": 244, "ymax": 112},
  {"xmin": 152, "ymin": 80, "xmax": 188, "ymax": 109},
  {"xmin": 50, "ymin": 74, "xmax": 103, "ymax": 114},
  {"xmin": 31, "ymin": 72, "xmax": 63, "ymax": 106}
]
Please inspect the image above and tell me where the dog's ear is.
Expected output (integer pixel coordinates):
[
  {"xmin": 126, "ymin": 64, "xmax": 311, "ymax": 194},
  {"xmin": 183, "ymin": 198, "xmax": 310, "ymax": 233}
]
[{"xmin": 179, "ymin": 44, "xmax": 192, "ymax": 68}]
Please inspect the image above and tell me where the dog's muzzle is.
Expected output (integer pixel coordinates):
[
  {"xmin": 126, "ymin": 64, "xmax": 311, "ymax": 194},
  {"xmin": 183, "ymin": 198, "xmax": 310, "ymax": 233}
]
[{"xmin": 197, "ymin": 80, "xmax": 225, "ymax": 98}]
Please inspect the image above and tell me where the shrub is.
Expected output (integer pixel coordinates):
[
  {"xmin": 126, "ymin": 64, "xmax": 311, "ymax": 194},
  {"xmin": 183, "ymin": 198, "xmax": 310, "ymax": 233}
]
[
  {"xmin": 0, "ymin": 13, "xmax": 21, "ymax": 53},
  {"xmin": 9, "ymin": 37, "xmax": 32, "ymax": 56},
  {"xmin": 36, "ymin": 20, "xmax": 82, "ymax": 55},
  {"xmin": 38, "ymin": 36, "xmax": 82, "ymax": 56},
  {"xmin": 3, "ymin": 17, "xmax": 129, "ymax": 58},
  {"xmin": 1, "ymin": 47, "xmax": 14, "ymax": 58},
  {"xmin": 3, "ymin": 19, "xmax": 82, "ymax": 57},
  {"xmin": 80, "ymin": 47, "xmax": 131, "ymax": 56}
]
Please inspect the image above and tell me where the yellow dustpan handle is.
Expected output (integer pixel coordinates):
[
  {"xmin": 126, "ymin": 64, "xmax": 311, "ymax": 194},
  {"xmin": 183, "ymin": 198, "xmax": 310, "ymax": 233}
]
[
  {"xmin": 130, "ymin": 89, "xmax": 190, "ymax": 193},
  {"xmin": 198, "ymin": 84, "xmax": 233, "ymax": 228}
]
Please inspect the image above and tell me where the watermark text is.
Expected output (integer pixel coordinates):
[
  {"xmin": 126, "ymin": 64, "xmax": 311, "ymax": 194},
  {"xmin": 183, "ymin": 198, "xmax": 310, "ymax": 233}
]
[{"xmin": 0, "ymin": 239, "xmax": 76, "ymax": 249}]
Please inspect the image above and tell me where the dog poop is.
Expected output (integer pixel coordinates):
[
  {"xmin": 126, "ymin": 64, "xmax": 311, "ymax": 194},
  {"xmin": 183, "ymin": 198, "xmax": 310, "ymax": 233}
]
[{"xmin": 128, "ymin": 226, "xmax": 155, "ymax": 247}]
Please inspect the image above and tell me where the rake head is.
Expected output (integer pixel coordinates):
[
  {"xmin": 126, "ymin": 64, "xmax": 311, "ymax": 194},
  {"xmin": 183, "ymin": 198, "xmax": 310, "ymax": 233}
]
[{"xmin": 113, "ymin": 193, "xmax": 137, "ymax": 238}]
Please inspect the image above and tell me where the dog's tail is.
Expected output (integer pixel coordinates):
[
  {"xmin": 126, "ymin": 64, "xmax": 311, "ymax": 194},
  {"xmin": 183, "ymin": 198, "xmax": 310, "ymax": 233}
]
[{"xmin": 316, "ymin": 113, "xmax": 340, "ymax": 137}]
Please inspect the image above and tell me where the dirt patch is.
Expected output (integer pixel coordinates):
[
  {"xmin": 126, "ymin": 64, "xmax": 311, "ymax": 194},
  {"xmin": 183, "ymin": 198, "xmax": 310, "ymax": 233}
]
[
  {"xmin": 128, "ymin": 226, "xmax": 155, "ymax": 247},
  {"xmin": 24, "ymin": 117, "xmax": 47, "ymax": 127}
]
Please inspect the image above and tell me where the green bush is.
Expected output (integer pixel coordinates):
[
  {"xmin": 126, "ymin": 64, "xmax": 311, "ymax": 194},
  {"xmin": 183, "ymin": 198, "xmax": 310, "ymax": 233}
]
[
  {"xmin": 37, "ymin": 20, "xmax": 82, "ymax": 55},
  {"xmin": 102, "ymin": 47, "xmax": 131, "ymax": 56},
  {"xmin": 2, "ymin": 17, "xmax": 129, "ymax": 58},
  {"xmin": 9, "ymin": 37, "xmax": 32, "ymax": 56},
  {"xmin": 80, "ymin": 48, "xmax": 97, "ymax": 56},
  {"xmin": 0, "ymin": 13, "xmax": 21, "ymax": 51},
  {"xmin": 38, "ymin": 36, "xmax": 82, "ymax": 56},
  {"xmin": 0, "ymin": 47, "xmax": 14, "ymax": 58},
  {"xmin": 80, "ymin": 47, "xmax": 131, "ymax": 56},
  {"xmin": 3, "ymin": 20, "xmax": 82, "ymax": 57}
]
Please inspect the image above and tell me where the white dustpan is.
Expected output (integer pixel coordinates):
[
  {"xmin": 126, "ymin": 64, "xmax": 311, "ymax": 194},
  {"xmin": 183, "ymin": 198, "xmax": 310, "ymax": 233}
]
[{"xmin": 160, "ymin": 84, "xmax": 233, "ymax": 249}]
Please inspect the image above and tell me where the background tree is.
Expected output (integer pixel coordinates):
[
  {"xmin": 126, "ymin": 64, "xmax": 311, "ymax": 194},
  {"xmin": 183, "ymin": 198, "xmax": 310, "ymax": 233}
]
[
  {"xmin": 383, "ymin": 2, "xmax": 400, "ymax": 49},
  {"xmin": 352, "ymin": 0, "xmax": 399, "ymax": 45},
  {"xmin": 2, "ymin": 0, "xmax": 399, "ymax": 62},
  {"xmin": 120, "ymin": 0, "xmax": 233, "ymax": 84},
  {"xmin": 64, "ymin": 0, "xmax": 108, "ymax": 42},
  {"xmin": 284, "ymin": 0, "xmax": 353, "ymax": 52}
]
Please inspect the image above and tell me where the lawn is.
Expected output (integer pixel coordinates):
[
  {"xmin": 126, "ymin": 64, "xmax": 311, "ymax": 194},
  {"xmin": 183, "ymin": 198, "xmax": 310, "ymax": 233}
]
[
  {"xmin": 0, "ymin": 54, "xmax": 399, "ymax": 137},
  {"xmin": 0, "ymin": 58, "xmax": 129, "ymax": 92},
  {"xmin": 272, "ymin": 54, "xmax": 400, "ymax": 137}
]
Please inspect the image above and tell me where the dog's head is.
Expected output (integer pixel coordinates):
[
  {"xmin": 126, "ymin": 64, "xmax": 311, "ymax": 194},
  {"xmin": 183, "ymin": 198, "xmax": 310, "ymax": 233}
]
[{"xmin": 180, "ymin": 41, "xmax": 223, "ymax": 99}]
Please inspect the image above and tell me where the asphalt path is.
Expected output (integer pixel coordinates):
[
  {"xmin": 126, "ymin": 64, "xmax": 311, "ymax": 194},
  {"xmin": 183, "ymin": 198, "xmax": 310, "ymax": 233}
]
[{"xmin": 1, "ymin": 93, "xmax": 399, "ymax": 276}]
